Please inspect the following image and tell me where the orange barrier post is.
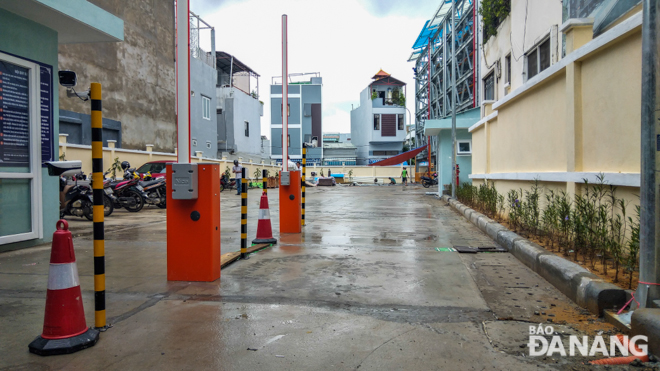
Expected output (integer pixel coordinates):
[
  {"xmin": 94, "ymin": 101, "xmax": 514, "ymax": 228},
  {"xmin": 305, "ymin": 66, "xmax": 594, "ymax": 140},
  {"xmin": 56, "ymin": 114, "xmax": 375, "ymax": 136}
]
[
  {"xmin": 166, "ymin": 163, "xmax": 221, "ymax": 281},
  {"xmin": 279, "ymin": 170, "xmax": 301, "ymax": 233},
  {"xmin": 29, "ymin": 220, "xmax": 99, "ymax": 356}
]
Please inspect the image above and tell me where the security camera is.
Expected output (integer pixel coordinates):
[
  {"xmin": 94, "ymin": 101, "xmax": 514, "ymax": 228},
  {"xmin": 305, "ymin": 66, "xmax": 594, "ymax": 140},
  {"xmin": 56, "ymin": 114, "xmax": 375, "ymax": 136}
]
[
  {"xmin": 45, "ymin": 160, "xmax": 82, "ymax": 177},
  {"xmin": 58, "ymin": 70, "xmax": 77, "ymax": 88}
]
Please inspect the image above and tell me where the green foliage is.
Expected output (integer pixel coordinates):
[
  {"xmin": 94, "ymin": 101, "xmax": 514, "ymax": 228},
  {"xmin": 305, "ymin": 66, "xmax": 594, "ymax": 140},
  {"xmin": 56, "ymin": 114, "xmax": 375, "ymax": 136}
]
[
  {"xmin": 348, "ymin": 169, "xmax": 354, "ymax": 180},
  {"xmin": 224, "ymin": 166, "xmax": 231, "ymax": 179},
  {"xmin": 107, "ymin": 157, "xmax": 122, "ymax": 179},
  {"xmin": 371, "ymin": 90, "xmax": 378, "ymax": 100},
  {"xmin": 253, "ymin": 167, "xmax": 262, "ymax": 180},
  {"xmin": 59, "ymin": 152, "xmax": 66, "ymax": 161},
  {"xmin": 479, "ymin": 0, "xmax": 511, "ymax": 39},
  {"xmin": 456, "ymin": 174, "xmax": 640, "ymax": 289}
]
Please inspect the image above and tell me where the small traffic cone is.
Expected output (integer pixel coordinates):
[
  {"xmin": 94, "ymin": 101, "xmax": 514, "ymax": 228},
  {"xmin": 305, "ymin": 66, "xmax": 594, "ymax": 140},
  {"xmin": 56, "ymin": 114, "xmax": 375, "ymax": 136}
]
[
  {"xmin": 29, "ymin": 220, "xmax": 99, "ymax": 356},
  {"xmin": 252, "ymin": 191, "xmax": 277, "ymax": 245}
]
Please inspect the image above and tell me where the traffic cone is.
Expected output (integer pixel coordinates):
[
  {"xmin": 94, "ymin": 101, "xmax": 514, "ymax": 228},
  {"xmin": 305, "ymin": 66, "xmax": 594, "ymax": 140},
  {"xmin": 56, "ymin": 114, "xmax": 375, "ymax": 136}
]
[
  {"xmin": 29, "ymin": 220, "xmax": 99, "ymax": 356},
  {"xmin": 252, "ymin": 191, "xmax": 277, "ymax": 245}
]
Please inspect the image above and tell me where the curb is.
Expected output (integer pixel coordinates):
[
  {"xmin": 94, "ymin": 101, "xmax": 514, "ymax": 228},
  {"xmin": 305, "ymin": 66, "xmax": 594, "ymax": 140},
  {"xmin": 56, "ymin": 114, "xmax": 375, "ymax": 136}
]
[
  {"xmin": 631, "ymin": 308, "xmax": 660, "ymax": 357},
  {"xmin": 442, "ymin": 195, "xmax": 628, "ymax": 317}
]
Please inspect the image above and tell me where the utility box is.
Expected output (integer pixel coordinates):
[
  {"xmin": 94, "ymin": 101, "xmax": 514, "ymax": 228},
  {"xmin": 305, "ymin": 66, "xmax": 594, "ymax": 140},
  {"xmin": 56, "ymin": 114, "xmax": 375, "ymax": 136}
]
[
  {"xmin": 280, "ymin": 171, "xmax": 290, "ymax": 186},
  {"xmin": 171, "ymin": 163, "xmax": 198, "ymax": 200}
]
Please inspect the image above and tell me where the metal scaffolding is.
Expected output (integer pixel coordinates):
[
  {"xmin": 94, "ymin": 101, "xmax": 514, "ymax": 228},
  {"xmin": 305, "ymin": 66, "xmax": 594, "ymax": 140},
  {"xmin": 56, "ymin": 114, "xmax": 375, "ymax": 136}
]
[{"xmin": 410, "ymin": 0, "xmax": 477, "ymax": 160}]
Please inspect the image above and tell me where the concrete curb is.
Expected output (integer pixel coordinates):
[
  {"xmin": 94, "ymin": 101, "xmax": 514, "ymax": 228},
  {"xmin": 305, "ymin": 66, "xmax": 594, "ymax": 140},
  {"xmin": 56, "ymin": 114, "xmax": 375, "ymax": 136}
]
[
  {"xmin": 631, "ymin": 308, "xmax": 660, "ymax": 357},
  {"xmin": 442, "ymin": 195, "xmax": 628, "ymax": 317}
]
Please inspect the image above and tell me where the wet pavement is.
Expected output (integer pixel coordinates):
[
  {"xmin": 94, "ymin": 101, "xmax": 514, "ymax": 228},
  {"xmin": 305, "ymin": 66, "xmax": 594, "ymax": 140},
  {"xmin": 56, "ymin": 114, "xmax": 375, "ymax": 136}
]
[{"xmin": 0, "ymin": 185, "xmax": 627, "ymax": 370}]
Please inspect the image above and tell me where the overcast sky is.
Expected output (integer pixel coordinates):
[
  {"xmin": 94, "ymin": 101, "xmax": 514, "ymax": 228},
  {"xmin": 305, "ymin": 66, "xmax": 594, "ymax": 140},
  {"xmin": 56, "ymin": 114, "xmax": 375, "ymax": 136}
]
[{"xmin": 191, "ymin": 0, "xmax": 440, "ymax": 139}]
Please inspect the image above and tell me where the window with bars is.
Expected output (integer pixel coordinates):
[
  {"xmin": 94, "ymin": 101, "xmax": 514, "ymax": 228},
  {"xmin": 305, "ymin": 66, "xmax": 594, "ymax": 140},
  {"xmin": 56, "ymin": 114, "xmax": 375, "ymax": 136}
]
[
  {"xmin": 526, "ymin": 38, "xmax": 551, "ymax": 80},
  {"xmin": 484, "ymin": 72, "xmax": 495, "ymax": 101},
  {"xmin": 398, "ymin": 114, "xmax": 404, "ymax": 130},
  {"xmin": 373, "ymin": 114, "xmax": 380, "ymax": 130}
]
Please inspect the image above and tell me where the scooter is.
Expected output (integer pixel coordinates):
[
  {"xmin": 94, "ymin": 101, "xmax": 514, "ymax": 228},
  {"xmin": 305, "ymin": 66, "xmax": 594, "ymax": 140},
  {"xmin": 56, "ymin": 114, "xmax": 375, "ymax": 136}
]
[
  {"xmin": 140, "ymin": 171, "xmax": 167, "ymax": 208},
  {"xmin": 220, "ymin": 173, "xmax": 236, "ymax": 192},
  {"xmin": 59, "ymin": 172, "xmax": 94, "ymax": 221},
  {"xmin": 110, "ymin": 168, "xmax": 146, "ymax": 212},
  {"xmin": 421, "ymin": 173, "xmax": 439, "ymax": 188}
]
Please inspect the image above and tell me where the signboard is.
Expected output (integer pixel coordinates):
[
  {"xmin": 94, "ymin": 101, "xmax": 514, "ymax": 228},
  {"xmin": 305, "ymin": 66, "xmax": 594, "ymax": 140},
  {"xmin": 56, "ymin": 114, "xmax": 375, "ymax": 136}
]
[
  {"xmin": 0, "ymin": 51, "xmax": 53, "ymax": 168},
  {"xmin": 0, "ymin": 61, "xmax": 30, "ymax": 167},
  {"xmin": 275, "ymin": 158, "xmax": 321, "ymax": 166}
]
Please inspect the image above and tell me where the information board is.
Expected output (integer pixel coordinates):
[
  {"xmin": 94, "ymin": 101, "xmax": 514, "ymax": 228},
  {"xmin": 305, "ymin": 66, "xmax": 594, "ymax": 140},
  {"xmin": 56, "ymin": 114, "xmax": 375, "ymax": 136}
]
[
  {"xmin": 0, "ymin": 54, "xmax": 53, "ymax": 168},
  {"xmin": 0, "ymin": 61, "xmax": 30, "ymax": 167}
]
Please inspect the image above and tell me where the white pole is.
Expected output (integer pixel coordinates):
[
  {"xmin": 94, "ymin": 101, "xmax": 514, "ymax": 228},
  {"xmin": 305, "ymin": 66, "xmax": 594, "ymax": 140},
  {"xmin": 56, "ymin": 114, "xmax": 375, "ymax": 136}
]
[
  {"xmin": 451, "ymin": 0, "xmax": 457, "ymax": 198},
  {"xmin": 176, "ymin": 0, "xmax": 190, "ymax": 163},
  {"xmin": 282, "ymin": 14, "xmax": 288, "ymax": 172}
]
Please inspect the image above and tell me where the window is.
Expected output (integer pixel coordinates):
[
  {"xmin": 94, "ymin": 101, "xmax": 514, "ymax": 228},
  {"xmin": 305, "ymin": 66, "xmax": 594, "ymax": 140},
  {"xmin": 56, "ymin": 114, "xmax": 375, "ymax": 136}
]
[
  {"xmin": 457, "ymin": 140, "xmax": 472, "ymax": 155},
  {"xmin": 202, "ymin": 96, "xmax": 211, "ymax": 120},
  {"xmin": 526, "ymin": 38, "xmax": 551, "ymax": 80},
  {"xmin": 244, "ymin": 121, "xmax": 249, "ymax": 137},
  {"xmin": 206, "ymin": 142, "xmax": 211, "ymax": 149},
  {"xmin": 397, "ymin": 114, "xmax": 404, "ymax": 130},
  {"xmin": 373, "ymin": 114, "xmax": 380, "ymax": 130},
  {"xmin": 373, "ymin": 151, "xmax": 399, "ymax": 156},
  {"xmin": 505, "ymin": 54, "xmax": 511, "ymax": 85},
  {"xmin": 192, "ymin": 139, "xmax": 197, "ymax": 147},
  {"xmin": 484, "ymin": 72, "xmax": 495, "ymax": 101}
]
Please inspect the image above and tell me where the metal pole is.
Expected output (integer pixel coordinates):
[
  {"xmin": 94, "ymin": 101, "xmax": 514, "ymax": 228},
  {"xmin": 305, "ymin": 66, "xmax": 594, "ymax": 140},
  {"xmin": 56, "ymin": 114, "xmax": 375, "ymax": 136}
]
[
  {"xmin": 90, "ymin": 83, "xmax": 106, "ymax": 330},
  {"xmin": 240, "ymin": 167, "xmax": 248, "ymax": 259},
  {"xmin": 637, "ymin": 0, "xmax": 660, "ymax": 308},
  {"xmin": 451, "ymin": 0, "xmax": 457, "ymax": 198},
  {"xmin": 262, "ymin": 169, "xmax": 267, "ymax": 195},
  {"xmin": 176, "ymin": 0, "xmax": 191, "ymax": 163},
  {"xmin": 282, "ymin": 14, "xmax": 288, "ymax": 172},
  {"xmin": 302, "ymin": 145, "xmax": 306, "ymax": 226}
]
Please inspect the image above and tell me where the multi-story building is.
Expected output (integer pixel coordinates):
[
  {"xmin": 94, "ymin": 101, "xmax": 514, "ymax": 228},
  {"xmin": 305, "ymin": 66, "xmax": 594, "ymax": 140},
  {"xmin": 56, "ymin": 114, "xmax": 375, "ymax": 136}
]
[
  {"xmin": 350, "ymin": 70, "xmax": 407, "ymax": 165},
  {"xmin": 216, "ymin": 51, "xmax": 263, "ymax": 162},
  {"xmin": 322, "ymin": 133, "xmax": 355, "ymax": 165},
  {"xmin": 189, "ymin": 13, "xmax": 217, "ymax": 159},
  {"xmin": 270, "ymin": 73, "xmax": 323, "ymax": 165},
  {"xmin": 409, "ymin": 0, "xmax": 479, "ymax": 189},
  {"xmin": 58, "ymin": 0, "xmax": 175, "ymax": 151}
]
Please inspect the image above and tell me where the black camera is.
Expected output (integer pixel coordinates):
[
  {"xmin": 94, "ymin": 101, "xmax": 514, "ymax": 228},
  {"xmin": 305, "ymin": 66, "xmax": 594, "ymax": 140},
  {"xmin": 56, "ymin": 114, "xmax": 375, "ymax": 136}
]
[{"xmin": 58, "ymin": 70, "xmax": 77, "ymax": 88}]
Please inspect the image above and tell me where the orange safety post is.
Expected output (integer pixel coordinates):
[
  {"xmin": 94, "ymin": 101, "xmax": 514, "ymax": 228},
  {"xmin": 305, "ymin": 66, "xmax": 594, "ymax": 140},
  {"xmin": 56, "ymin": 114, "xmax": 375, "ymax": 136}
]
[{"xmin": 279, "ymin": 169, "xmax": 301, "ymax": 233}]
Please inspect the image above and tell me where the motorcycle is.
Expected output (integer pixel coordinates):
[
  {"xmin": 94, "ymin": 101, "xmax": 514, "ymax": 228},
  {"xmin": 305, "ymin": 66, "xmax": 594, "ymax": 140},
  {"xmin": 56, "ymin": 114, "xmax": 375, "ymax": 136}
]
[
  {"xmin": 110, "ymin": 168, "xmax": 146, "ymax": 212},
  {"xmin": 59, "ymin": 172, "xmax": 111, "ymax": 220},
  {"xmin": 140, "ymin": 171, "xmax": 167, "ymax": 208},
  {"xmin": 421, "ymin": 172, "xmax": 439, "ymax": 188},
  {"xmin": 220, "ymin": 173, "xmax": 236, "ymax": 192},
  {"xmin": 88, "ymin": 171, "xmax": 116, "ymax": 217}
]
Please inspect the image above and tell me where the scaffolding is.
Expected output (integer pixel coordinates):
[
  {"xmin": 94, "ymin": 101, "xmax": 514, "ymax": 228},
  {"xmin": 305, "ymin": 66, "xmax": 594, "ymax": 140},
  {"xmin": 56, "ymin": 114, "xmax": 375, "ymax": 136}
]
[
  {"xmin": 190, "ymin": 11, "xmax": 215, "ymax": 69},
  {"xmin": 409, "ymin": 0, "xmax": 477, "ymax": 155}
]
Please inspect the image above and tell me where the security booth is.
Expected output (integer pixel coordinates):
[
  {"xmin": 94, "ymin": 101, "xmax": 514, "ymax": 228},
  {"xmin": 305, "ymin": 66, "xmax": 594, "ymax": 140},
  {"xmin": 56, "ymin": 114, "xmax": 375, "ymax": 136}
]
[{"xmin": 0, "ymin": 1, "xmax": 123, "ymax": 252}]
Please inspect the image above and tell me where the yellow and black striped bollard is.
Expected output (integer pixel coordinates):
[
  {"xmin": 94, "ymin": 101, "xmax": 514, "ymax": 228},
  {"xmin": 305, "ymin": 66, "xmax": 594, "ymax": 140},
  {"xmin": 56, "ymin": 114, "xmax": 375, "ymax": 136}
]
[
  {"xmin": 262, "ymin": 169, "xmax": 267, "ymax": 195},
  {"xmin": 90, "ymin": 83, "xmax": 106, "ymax": 330},
  {"xmin": 301, "ymin": 145, "xmax": 306, "ymax": 226},
  {"xmin": 240, "ymin": 167, "xmax": 248, "ymax": 259}
]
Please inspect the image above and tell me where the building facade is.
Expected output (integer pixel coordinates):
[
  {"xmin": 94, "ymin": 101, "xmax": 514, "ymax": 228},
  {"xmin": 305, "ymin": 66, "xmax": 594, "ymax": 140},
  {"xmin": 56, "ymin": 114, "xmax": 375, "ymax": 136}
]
[
  {"xmin": 270, "ymin": 73, "xmax": 323, "ymax": 165},
  {"xmin": 350, "ymin": 70, "xmax": 407, "ymax": 165},
  {"xmin": 58, "ymin": 0, "xmax": 175, "ymax": 152},
  {"xmin": 0, "ymin": 0, "xmax": 123, "ymax": 251},
  {"xmin": 216, "ymin": 52, "xmax": 263, "ymax": 162},
  {"xmin": 469, "ymin": 0, "xmax": 643, "ymax": 212},
  {"xmin": 409, "ymin": 0, "xmax": 479, "ymax": 188}
]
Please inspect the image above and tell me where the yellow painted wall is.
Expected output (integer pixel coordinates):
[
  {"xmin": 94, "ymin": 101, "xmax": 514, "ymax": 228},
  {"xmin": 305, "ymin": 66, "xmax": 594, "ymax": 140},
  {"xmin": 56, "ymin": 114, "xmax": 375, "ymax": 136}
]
[
  {"xmin": 580, "ymin": 32, "xmax": 642, "ymax": 173},
  {"xmin": 489, "ymin": 73, "xmax": 567, "ymax": 173},
  {"xmin": 471, "ymin": 126, "xmax": 487, "ymax": 174}
]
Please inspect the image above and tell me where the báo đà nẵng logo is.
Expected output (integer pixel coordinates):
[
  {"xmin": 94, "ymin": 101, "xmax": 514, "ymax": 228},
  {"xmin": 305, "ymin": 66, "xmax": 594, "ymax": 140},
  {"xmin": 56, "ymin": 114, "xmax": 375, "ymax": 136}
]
[{"xmin": 527, "ymin": 324, "xmax": 648, "ymax": 357}]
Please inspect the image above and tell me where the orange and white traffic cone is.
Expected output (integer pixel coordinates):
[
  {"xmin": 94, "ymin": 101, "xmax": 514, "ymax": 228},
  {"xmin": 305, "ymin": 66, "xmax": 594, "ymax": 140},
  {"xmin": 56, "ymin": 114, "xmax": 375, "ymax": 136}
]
[
  {"xmin": 29, "ymin": 220, "xmax": 99, "ymax": 356},
  {"xmin": 252, "ymin": 191, "xmax": 277, "ymax": 245}
]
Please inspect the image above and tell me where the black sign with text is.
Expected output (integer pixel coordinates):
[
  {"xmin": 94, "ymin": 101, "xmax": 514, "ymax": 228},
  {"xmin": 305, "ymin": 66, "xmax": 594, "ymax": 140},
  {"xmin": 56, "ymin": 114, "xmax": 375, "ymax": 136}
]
[{"xmin": 0, "ymin": 60, "xmax": 30, "ymax": 167}]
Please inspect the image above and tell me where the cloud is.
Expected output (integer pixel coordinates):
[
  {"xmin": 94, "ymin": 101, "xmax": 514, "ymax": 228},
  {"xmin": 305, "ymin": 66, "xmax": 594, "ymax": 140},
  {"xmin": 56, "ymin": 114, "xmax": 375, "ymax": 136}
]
[
  {"xmin": 190, "ymin": 0, "xmax": 240, "ymax": 15},
  {"xmin": 357, "ymin": 0, "xmax": 437, "ymax": 18}
]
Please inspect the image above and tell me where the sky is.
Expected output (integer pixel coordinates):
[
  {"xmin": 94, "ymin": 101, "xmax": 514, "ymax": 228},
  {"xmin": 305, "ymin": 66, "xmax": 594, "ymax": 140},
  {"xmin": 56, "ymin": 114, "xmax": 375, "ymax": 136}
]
[{"xmin": 190, "ymin": 0, "xmax": 440, "ymax": 140}]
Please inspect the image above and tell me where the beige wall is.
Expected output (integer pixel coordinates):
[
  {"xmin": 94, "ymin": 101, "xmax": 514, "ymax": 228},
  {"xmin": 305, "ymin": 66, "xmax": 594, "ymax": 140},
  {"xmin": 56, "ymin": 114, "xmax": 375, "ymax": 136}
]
[
  {"xmin": 58, "ymin": 0, "xmax": 176, "ymax": 152},
  {"xmin": 580, "ymin": 32, "xmax": 642, "ymax": 173},
  {"xmin": 470, "ymin": 5, "xmax": 643, "ymax": 213}
]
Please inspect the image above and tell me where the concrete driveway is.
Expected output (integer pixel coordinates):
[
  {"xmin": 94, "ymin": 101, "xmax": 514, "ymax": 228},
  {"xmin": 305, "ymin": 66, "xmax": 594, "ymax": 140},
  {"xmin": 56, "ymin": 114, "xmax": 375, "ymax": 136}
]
[{"xmin": 0, "ymin": 185, "xmax": 619, "ymax": 370}]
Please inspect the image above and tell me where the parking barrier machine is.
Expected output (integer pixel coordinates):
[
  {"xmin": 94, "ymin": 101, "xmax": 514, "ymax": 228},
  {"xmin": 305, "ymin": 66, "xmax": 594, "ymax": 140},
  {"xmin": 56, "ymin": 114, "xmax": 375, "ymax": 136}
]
[{"xmin": 166, "ymin": 163, "xmax": 221, "ymax": 281}]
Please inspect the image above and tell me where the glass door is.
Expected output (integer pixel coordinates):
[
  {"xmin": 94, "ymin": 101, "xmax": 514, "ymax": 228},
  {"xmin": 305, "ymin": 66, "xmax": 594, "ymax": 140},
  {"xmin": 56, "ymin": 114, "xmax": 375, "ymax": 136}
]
[{"xmin": 0, "ymin": 52, "xmax": 43, "ymax": 244}]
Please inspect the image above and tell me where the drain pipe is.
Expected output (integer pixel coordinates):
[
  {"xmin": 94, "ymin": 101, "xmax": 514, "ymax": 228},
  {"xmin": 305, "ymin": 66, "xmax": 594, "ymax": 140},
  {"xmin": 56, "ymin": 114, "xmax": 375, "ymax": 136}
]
[{"xmin": 637, "ymin": 0, "xmax": 660, "ymax": 308}]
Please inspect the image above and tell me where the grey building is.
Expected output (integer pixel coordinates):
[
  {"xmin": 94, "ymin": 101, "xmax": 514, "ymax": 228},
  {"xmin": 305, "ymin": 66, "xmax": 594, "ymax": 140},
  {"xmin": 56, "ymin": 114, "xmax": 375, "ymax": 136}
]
[
  {"xmin": 215, "ymin": 51, "xmax": 263, "ymax": 162},
  {"xmin": 350, "ymin": 70, "xmax": 407, "ymax": 165},
  {"xmin": 189, "ymin": 13, "xmax": 218, "ymax": 158},
  {"xmin": 323, "ymin": 143, "xmax": 357, "ymax": 165},
  {"xmin": 270, "ymin": 73, "xmax": 323, "ymax": 165}
]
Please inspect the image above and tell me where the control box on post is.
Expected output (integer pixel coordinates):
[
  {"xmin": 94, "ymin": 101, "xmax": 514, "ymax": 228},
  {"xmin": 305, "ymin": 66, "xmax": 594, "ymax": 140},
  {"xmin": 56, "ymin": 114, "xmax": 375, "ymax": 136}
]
[
  {"xmin": 280, "ymin": 171, "xmax": 290, "ymax": 186},
  {"xmin": 279, "ymin": 170, "xmax": 301, "ymax": 233},
  {"xmin": 171, "ymin": 163, "xmax": 198, "ymax": 200}
]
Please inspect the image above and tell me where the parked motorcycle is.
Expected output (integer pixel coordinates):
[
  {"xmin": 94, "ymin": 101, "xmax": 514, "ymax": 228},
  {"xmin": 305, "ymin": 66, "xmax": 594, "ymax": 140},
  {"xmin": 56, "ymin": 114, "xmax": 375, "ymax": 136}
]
[
  {"xmin": 220, "ymin": 173, "xmax": 236, "ymax": 192},
  {"xmin": 109, "ymin": 162, "xmax": 146, "ymax": 212},
  {"xmin": 421, "ymin": 173, "xmax": 439, "ymax": 188},
  {"xmin": 88, "ymin": 171, "xmax": 115, "ymax": 217},
  {"xmin": 140, "ymin": 171, "xmax": 167, "ymax": 208},
  {"xmin": 59, "ymin": 172, "xmax": 112, "ymax": 220}
]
